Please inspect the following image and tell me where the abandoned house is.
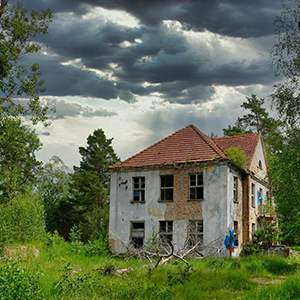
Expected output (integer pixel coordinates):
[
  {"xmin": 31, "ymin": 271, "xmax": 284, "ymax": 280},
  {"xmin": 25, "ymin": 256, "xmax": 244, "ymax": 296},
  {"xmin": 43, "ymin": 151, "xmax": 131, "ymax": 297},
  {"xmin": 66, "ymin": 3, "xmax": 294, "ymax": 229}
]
[{"xmin": 109, "ymin": 124, "xmax": 271, "ymax": 257}]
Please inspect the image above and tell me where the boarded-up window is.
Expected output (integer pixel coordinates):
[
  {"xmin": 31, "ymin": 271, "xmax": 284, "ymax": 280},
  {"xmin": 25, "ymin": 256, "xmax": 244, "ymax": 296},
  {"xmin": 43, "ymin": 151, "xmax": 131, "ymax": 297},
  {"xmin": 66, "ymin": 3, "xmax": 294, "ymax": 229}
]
[{"xmin": 131, "ymin": 222, "xmax": 145, "ymax": 248}]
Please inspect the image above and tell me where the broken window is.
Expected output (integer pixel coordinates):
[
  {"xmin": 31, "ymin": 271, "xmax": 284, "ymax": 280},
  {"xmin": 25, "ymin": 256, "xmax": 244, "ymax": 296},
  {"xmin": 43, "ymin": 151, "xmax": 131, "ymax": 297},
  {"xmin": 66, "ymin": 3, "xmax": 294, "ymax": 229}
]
[
  {"xmin": 159, "ymin": 221, "xmax": 173, "ymax": 244},
  {"xmin": 188, "ymin": 220, "xmax": 203, "ymax": 247},
  {"xmin": 251, "ymin": 183, "xmax": 255, "ymax": 207},
  {"xmin": 189, "ymin": 173, "xmax": 204, "ymax": 200},
  {"xmin": 233, "ymin": 176, "xmax": 238, "ymax": 203},
  {"xmin": 160, "ymin": 175, "xmax": 173, "ymax": 201},
  {"xmin": 133, "ymin": 177, "xmax": 145, "ymax": 202},
  {"xmin": 130, "ymin": 222, "xmax": 145, "ymax": 248},
  {"xmin": 234, "ymin": 221, "xmax": 238, "ymax": 242},
  {"xmin": 252, "ymin": 222, "xmax": 256, "ymax": 233}
]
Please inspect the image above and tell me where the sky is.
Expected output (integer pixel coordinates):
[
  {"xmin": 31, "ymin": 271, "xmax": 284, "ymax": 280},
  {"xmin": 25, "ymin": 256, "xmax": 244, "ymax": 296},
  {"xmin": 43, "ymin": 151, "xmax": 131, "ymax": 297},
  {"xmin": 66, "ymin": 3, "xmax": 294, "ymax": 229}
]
[{"xmin": 13, "ymin": 0, "xmax": 283, "ymax": 169}]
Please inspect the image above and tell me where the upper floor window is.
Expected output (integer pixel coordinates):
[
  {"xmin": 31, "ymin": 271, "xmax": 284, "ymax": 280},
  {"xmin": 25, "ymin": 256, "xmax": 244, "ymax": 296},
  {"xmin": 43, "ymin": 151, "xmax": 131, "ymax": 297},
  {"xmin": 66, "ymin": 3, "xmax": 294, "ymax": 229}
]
[
  {"xmin": 251, "ymin": 183, "xmax": 255, "ymax": 207},
  {"xmin": 133, "ymin": 177, "xmax": 145, "ymax": 202},
  {"xmin": 160, "ymin": 175, "xmax": 173, "ymax": 201},
  {"xmin": 189, "ymin": 173, "xmax": 204, "ymax": 200},
  {"xmin": 188, "ymin": 220, "xmax": 203, "ymax": 247},
  {"xmin": 258, "ymin": 160, "xmax": 263, "ymax": 169},
  {"xmin": 233, "ymin": 176, "xmax": 238, "ymax": 203}
]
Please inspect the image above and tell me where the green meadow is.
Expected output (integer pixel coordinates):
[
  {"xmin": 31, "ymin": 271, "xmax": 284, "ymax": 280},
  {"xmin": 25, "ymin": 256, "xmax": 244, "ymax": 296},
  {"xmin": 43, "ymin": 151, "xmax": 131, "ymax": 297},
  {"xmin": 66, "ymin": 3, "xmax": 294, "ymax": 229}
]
[{"xmin": 1, "ymin": 235, "xmax": 300, "ymax": 300}]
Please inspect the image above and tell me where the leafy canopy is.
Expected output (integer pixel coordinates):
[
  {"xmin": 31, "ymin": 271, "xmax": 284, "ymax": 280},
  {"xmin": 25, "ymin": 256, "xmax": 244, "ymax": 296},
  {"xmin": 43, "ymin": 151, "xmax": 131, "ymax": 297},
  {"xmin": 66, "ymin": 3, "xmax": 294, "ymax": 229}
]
[
  {"xmin": 0, "ymin": 116, "xmax": 42, "ymax": 202},
  {"xmin": 0, "ymin": 1, "xmax": 52, "ymax": 124}
]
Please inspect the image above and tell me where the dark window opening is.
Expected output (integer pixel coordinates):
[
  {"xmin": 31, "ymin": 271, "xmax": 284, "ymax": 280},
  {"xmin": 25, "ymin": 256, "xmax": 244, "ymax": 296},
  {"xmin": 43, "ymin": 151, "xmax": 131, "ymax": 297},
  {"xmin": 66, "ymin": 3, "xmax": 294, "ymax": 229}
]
[
  {"xmin": 159, "ymin": 221, "xmax": 173, "ymax": 244},
  {"xmin": 131, "ymin": 222, "xmax": 145, "ymax": 248},
  {"xmin": 189, "ymin": 173, "xmax": 204, "ymax": 200},
  {"xmin": 188, "ymin": 220, "xmax": 203, "ymax": 247},
  {"xmin": 160, "ymin": 175, "xmax": 174, "ymax": 201}
]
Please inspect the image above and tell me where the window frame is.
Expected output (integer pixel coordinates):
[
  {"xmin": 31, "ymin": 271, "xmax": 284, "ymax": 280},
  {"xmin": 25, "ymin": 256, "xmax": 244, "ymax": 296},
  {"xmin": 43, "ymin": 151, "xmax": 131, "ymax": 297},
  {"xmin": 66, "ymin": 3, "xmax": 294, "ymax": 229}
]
[
  {"xmin": 188, "ymin": 220, "xmax": 203, "ymax": 247},
  {"xmin": 159, "ymin": 221, "xmax": 173, "ymax": 244},
  {"xmin": 234, "ymin": 221, "xmax": 238, "ymax": 243},
  {"xmin": 233, "ymin": 176, "xmax": 238, "ymax": 203},
  {"xmin": 189, "ymin": 173, "xmax": 204, "ymax": 201},
  {"xmin": 130, "ymin": 222, "xmax": 145, "ymax": 248},
  {"xmin": 251, "ymin": 183, "xmax": 255, "ymax": 207},
  {"xmin": 160, "ymin": 175, "xmax": 174, "ymax": 201},
  {"xmin": 132, "ymin": 177, "xmax": 145, "ymax": 203}
]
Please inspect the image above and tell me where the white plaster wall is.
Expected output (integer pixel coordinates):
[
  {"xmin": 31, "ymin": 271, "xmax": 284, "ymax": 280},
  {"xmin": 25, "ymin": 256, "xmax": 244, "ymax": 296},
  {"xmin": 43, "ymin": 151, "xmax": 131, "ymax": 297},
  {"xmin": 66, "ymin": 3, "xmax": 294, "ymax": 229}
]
[
  {"xmin": 250, "ymin": 138, "xmax": 268, "ymax": 180},
  {"xmin": 110, "ymin": 164, "xmax": 236, "ymax": 256}
]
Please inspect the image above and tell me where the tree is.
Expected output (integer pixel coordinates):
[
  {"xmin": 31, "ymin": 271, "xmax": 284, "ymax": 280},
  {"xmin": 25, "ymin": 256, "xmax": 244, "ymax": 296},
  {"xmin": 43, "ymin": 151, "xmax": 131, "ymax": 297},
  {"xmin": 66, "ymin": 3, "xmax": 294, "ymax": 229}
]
[
  {"xmin": 270, "ymin": 0, "xmax": 300, "ymax": 126},
  {"xmin": 36, "ymin": 156, "xmax": 73, "ymax": 239},
  {"xmin": 0, "ymin": 1, "xmax": 52, "ymax": 124},
  {"xmin": 70, "ymin": 129, "xmax": 120, "ymax": 242},
  {"xmin": 0, "ymin": 116, "xmax": 42, "ymax": 202},
  {"xmin": 223, "ymin": 94, "xmax": 282, "ymax": 153},
  {"xmin": 268, "ymin": 127, "xmax": 300, "ymax": 245}
]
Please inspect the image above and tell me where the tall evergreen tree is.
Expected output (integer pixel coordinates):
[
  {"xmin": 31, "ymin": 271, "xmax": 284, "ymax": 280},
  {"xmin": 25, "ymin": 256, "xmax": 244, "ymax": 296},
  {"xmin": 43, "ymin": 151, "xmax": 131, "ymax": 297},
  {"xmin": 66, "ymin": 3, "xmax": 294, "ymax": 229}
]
[{"xmin": 70, "ymin": 129, "xmax": 120, "ymax": 241}]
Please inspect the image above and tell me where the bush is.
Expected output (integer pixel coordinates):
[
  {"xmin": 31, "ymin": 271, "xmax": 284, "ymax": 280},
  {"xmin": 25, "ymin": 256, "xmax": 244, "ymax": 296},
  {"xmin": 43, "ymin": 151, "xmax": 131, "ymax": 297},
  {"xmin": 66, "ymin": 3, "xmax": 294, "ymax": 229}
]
[
  {"xmin": 0, "ymin": 190, "xmax": 45, "ymax": 245},
  {"xmin": 0, "ymin": 259, "xmax": 43, "ymax": 299}
]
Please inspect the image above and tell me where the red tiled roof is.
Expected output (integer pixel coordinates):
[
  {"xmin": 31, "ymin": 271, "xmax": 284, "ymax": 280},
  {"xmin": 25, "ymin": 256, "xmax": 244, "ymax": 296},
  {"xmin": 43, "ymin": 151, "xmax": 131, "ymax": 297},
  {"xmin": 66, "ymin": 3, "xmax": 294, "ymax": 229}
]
[
  {"xmin": 111, "ymin": 125, "xmax": 226, "ymax": 169},
  {"xmin": 110, "ymin": 125, "xmax": 260, "ymax": 169},
  {"xmin": 213, "ymin": 133, "xmax": 260, "ymax": 167}
]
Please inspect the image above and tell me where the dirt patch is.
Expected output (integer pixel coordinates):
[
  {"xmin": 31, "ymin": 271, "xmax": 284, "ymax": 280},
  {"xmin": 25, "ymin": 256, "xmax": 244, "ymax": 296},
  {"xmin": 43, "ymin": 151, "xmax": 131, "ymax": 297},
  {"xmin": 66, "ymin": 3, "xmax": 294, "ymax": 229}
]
[{"xmin": 252, "ymin": 277, "xmax": 285, "ymax": 284}]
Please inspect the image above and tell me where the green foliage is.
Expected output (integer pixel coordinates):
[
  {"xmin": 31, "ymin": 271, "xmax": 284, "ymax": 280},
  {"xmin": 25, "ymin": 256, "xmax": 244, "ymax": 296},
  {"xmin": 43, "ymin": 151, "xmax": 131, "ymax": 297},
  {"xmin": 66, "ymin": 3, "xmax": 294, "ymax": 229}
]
[
  {"xmin": 269, "ymin": 127, "xmax": 300, "ymax": 244},
  {"xmin": 223, "ymin": 94, "xmax": 283, "ymax": 154},
  {"xmin": 0, "ymin": 117, "xmax": 42, "ymax": 202},
  {"xmin": 0, "ymin": 1, "xmax": 52, "ymax": 124},
  {"xmin": 0, "ymin": 189, "xmax": 45, "ymax": 245},
  {"xmin": 0, "ymin": 259, "xmax": 43, "ymax": 299},
  {"xmin": 224, "ymin": 146, "xmax": 249, "ymax": 169},
  {"xmin": 241, "ymin": 220, "xmax": 281, "ymax": 256},
  {"xmin": 70, "ymin": 129, "xmax": 120, "ymax": 241},
  {"xmin": 36, "ymin": 156, "xmax": 72, "ymax": 239}
]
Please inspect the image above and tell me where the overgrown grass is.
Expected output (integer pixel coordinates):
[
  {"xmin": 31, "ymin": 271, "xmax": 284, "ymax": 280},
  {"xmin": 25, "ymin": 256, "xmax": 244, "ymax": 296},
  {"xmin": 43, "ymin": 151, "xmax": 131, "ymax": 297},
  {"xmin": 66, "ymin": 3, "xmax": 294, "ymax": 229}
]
[{"xmin": 1, "ymin": 238, "xmax": 300, "ymax": 299}]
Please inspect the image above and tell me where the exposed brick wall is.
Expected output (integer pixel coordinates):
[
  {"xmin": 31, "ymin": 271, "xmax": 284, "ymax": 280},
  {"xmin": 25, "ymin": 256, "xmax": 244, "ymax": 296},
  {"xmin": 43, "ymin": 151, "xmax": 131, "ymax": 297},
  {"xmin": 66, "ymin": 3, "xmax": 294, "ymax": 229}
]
[{"xmin": 159, "ymin": 165, "xmax": 203, "ymax": 221}]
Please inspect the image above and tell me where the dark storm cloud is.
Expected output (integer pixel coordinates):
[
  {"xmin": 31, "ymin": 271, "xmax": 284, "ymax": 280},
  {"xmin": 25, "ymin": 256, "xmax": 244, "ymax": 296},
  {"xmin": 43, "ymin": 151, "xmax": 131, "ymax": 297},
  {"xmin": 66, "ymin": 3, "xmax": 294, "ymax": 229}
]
[
  {"xmin": 17, "ymin": 0, "xmax": 281, "ymax": 38},
  {"xmin": 11, "ymin": 0, "xmax": 281, "ymax": 105}
]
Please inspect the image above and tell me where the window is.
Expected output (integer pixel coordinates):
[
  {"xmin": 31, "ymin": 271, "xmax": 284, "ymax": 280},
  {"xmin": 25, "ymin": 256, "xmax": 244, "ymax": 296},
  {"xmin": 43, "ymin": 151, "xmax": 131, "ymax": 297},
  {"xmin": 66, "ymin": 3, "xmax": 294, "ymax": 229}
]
[
  {"xmin": 252, "ymin": 223, "xmax": 256, "ymax": 233},
  {"xmin": 189, "ymin": 173, "xmax": 204, "ymax": 200},
  {"xmin": 130, "ymin": 222, "xmax": 145, "ymax": 248},
  {"xmin": 259, "ymin": 188, "xmax": 263, "ymax": 200},
  {"xmin": 233, "ymin": 176, "xmax": 238, "ymax": 203},
  {"xmin": 133, "ymin": 177, "xmax": 145, "ymax": 202},
  {"xmin": 160, "ymin": 175, "xmax": 173, "ymax": 201},
  {"xmin": 251, "ymin": 183, "xmax": 255, "ymax": 207},
  {"xmin": 159, "ymin": 221, "xmax": 173, "ymax": 244},
  {"xmin": 234, "ymin": 221, "xmax": 238, "ymax": 242},
  {"xmin": 188, "ymin": 220, "xmax": 203, "ymax": 247},
  {"xmin": 258, "ymin": 160, "xmax": 262, "ymax": 169}
]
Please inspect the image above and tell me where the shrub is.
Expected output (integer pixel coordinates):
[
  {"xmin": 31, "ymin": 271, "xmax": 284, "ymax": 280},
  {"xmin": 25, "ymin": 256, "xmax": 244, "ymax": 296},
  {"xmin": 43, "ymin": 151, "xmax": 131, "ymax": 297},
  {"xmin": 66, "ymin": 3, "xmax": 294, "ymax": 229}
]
[
  {"xmin": 0, "ymin": 260, "xmax": 43, "ymax": 299},
  {"xmin": 0, "ymin": 190, "xmax": 45, "ymax": 245}
]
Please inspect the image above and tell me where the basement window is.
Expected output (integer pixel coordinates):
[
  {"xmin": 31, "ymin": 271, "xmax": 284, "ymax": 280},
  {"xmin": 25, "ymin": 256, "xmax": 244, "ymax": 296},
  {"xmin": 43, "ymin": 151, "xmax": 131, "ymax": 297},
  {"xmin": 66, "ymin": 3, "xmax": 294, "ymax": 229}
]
[
  {"xmin": 189, "ymin": 173, "xmax": 204, "ymax": 200},
  {"xmin": 188, "ymin": 220, "xmax": 203, "ymax": 247},
  {"xmin": 133, "ymin": 177, "xmax": 145, "ymax": 202},
  {"xmin": 160, "ymin": 175, "xmax": 173, "ymax": 201},
  {"xmin": 159, "ymin": 221, "xmax": 173, "ymax": 244},
  {"xmin": 233, "ymin": 176, "xmax": 238, "ymax": 203},
  {"xmin": 130, "ymin": 222, "xmax": 145, "ymax": 248}
]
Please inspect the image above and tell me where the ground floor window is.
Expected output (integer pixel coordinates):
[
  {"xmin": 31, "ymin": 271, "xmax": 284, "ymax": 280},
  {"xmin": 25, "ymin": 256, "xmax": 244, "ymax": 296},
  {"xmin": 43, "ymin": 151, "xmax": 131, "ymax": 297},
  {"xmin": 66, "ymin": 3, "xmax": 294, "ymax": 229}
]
[
  {"xmin": 159, "ymin": 221, "xmax": 173, "ymax": 244},
  {"xmin": 234, "ymin": 221, "xmax": 238, "ymax": 242},
  {"xmin": 130, "ymin": 222, "xmax": 145, "ymax": 248},
  {"xmin": 188, "ymin": 220, "xmax": 203, "ymax": 247}
]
